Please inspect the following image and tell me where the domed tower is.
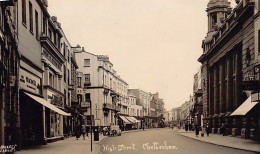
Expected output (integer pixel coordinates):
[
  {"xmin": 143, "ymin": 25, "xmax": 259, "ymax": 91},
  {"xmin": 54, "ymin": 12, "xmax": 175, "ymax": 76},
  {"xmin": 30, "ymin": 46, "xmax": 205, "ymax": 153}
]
[{"xmin": 206, "ymin": 0, "xmax": 231, "ymax": 41}]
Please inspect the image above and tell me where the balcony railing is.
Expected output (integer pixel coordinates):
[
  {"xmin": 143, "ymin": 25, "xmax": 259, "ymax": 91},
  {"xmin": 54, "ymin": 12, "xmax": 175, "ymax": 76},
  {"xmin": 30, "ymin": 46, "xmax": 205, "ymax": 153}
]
[{"xmin": 103, "ymin": 103, "xmax": 120, "ymax": 112}]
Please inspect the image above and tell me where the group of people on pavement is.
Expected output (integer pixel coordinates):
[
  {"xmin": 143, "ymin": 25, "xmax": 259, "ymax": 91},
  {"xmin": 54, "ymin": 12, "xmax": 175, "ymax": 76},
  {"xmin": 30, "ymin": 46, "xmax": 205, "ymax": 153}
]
[
  {"xmin": 75, "ymin": 124, "xmax": 90, "ymax": 140},
  {"xmin": 193, "ymin": 122, "xmax": 226, "ymax": 137}
]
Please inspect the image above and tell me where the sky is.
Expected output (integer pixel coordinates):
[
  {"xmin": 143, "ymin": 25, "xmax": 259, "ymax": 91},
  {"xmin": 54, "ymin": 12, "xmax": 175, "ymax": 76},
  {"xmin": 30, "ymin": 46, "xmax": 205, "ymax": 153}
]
[{"xmin": 48, "ymin": 0, "xmax": 236, "ymax": 111}]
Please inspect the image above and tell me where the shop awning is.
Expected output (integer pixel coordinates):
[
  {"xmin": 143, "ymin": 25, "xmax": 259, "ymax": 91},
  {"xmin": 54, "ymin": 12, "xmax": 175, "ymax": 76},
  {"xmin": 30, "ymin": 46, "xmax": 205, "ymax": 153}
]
[
  {"xmin": 125, "ymin": 116, "xmax": 136, "ymax": 123},
  {"xmin": 131, "ymin": 117, "xmax": 141, "ymax": 123},
  {"xmin": 119, "ymin": 116, "xmax": 130, "ymax": 124},
  {"xmin": 230, "ymin": 96, "xmax": 258, "ymax": 116},
  {"xmin": 24, "ymin": 92, "xmax": 71, "ymax": 116}
]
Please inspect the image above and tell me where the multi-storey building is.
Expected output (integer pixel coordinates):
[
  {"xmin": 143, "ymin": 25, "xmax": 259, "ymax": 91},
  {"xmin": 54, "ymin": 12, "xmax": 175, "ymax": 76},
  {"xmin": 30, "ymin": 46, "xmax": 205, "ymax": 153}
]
[
  {"xmin": 172, "ymin": 107, "xmax": 181, "ymax": 125},
  {"xmin": 198, "ymin": 0, "xmax": 260, "ymax": 140},
  {"xmin": 180, "ymin": 101, "xmax": 190, "ymax": 127},
  {"xmin": 18, "ymin": 0, "xmax": 71, "ymax": 148},
  {"xmin": 192, "ymin": 67, "xmax": 203, "ymax": 127},
  {"xmin": 129, "ymin": 89, "xmax": 152, "ymax": 127},
  {"xmin": 0, "ymin": 0, "xmax": 20, "ymax": 149},
  {"xmin": 74, "ymin": 46, "xmax": 128, "ymax": 127}
]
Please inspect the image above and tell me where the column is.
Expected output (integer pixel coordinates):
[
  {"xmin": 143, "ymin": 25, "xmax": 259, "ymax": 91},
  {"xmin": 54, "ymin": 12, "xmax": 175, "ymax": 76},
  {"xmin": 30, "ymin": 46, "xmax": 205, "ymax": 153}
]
[
  {"xmin": 225, "ymin": 55, "xmax": 233, "ymax": 135},
  {"xmin": 43, "ymin": 106, "xmax": 46, "ymax": 139},
  {"xmin": 60, "ymin": 115, "xmax": 63, "ymax": 136},
  {"xmin": 44, "ymin": 64, "xmax": 50, "ymax": 85},
  {"xmin": 213, "ymin": 65, "xmax": 219, "ymax": 116},
  {"xmin": 235, "ymin": 51, "xmax": 242, "ymax": 108},
  {"xmin": 226, "ymin": 55, "xmax": 233, "ymax": 114},
  {"xmin": 209, "ymin": 68, "xmax": 214, "ymax": 116},
  {"xmin": 219, "ymin": 61, "xmax": 225, "ymax": 115}
]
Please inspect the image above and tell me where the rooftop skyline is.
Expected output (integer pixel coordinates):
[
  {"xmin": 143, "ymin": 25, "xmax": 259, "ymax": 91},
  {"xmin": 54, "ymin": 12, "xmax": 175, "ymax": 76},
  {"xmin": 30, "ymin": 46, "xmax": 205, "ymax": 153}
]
[{"xmin": 48, "ymin": 0, "xmax": 236, "ymax": 111}]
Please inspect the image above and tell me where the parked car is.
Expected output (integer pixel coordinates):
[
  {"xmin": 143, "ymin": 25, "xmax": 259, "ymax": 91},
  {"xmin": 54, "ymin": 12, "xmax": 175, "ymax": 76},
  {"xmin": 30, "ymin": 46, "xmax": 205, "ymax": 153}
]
[{"xmin": 110, "ymin": 125, "xmax": 121, "ymax": 136}]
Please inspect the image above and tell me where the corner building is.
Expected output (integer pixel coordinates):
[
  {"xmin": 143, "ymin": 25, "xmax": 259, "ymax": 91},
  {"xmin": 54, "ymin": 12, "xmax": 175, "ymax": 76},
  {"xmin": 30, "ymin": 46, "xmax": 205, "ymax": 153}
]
[
  {"xmin": 199, "ymin": 0, "xmax": 260, "ymax": 140},
  {"xmin": 74, "ymin": 47, "xmax": 128, "ymax": 127}
]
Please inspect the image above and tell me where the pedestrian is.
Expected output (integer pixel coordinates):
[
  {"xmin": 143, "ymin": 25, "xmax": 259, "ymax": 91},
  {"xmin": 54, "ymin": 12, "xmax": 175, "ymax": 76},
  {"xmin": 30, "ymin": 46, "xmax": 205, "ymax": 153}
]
[
  {"xmin": 185, "ymin": 123, "xmax": 188, "ymax": 132},
  {"xmin": 206, "ymin": 123, "xmax": 210, "ymax": 136},
  {"xmin": 75, "ymin": 124, "xmax": 81, "ymax": 140},
  {"xmin": 86, "ymin": 126, "xmax": 89, "ymax": 137},
  {"xmin": 221, "ymin": 123, "xmax": 226, "ymax": 136},
  {"xmin": 195, "ymin": 125, "xmax": 199, "ymax": 137},
  {"xmin": 82, "ymin": 125, "xmax": 86, "ymax": 140}
]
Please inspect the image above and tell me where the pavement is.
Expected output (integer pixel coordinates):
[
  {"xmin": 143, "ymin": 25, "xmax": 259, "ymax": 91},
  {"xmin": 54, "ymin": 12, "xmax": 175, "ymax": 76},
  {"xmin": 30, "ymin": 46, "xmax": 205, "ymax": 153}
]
[
  {"xmin": 14, "ymin": 128, "xmax": 260, "ymax": 154},
  {"xmin": 14, "ymin": 129, "xmax": 146, "ymax": 154},
  {"xmin": 178, "ymin": 129, "xmax": 260, "ymax": 153},
  {"xmin": 15, "ymin": 133, "xmax": 108, "ymax": 154}
]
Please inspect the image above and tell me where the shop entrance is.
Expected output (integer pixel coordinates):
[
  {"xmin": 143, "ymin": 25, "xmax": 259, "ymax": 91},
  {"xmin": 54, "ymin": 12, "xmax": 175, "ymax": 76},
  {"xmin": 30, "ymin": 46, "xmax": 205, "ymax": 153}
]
[{"xmin": 20, "ymin": 92, "xmax": 44, "ymax": 147}]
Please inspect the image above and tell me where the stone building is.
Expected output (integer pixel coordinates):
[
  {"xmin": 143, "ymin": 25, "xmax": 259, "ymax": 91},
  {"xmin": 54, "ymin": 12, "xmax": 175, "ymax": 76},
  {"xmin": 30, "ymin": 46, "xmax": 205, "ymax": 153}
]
[
  {"xmin": 192, "ymin": 67, "xmax": 203, "ymax": 127},
  {"xmin": 74, "ymin": 47, "xmax": 128, "ymax": 127},
  {"xmin": 198, "ymin": 0, "xmax": 259, "ymax": 140},
  {"xmin": 0, "ymin": 0, "xmax": 20, "ymax": 149},
  {"xmin": 129, "ymin": 89, "xmax": 152, "ymax": 127},
  {"xmin": 17, "ymin": 0, "xmax": 71, "ymax": 148}
]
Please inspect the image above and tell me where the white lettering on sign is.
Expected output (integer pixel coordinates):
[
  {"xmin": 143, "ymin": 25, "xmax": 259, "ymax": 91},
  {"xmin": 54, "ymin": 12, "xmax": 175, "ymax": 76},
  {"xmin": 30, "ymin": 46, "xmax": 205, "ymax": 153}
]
[{"xmin": 19, "ymin": 69, "xmax": 41, "ymax": 94}]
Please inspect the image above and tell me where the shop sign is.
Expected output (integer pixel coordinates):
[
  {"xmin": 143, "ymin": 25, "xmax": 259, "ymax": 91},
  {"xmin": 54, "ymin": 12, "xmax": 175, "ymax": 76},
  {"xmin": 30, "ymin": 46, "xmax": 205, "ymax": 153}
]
[
  {"xmin": 81, "ymin": 100, "xmax": 91, "ymax": 108},
  {"xmin": 19, "ymin": 69, "xmax": 41, "ymax": 94}
]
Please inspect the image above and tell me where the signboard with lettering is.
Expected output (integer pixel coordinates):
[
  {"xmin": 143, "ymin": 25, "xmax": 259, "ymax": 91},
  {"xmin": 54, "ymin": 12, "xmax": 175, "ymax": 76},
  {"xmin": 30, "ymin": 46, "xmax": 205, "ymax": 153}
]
[
  {"xmin": 19, "ymin": 69, "xmax": 41, "ymax": 94},
  {"xmin": 81, "ymin": 100, "xmax": 91, "ymax": 108}
]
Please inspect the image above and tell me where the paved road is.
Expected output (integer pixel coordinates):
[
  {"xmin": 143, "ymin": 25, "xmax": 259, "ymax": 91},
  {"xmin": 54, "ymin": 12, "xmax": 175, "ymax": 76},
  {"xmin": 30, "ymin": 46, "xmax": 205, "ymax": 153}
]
[{"xmin": 97, "ymin": 128, "xmax": 255, "ymax": 154}]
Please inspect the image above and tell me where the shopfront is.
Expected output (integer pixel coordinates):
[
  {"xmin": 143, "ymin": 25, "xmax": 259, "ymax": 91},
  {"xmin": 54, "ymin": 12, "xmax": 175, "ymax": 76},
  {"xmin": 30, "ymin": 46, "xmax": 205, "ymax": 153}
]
[{"xmin": 19, "ymin": 68, "xmax": 43, "ymax": 147}]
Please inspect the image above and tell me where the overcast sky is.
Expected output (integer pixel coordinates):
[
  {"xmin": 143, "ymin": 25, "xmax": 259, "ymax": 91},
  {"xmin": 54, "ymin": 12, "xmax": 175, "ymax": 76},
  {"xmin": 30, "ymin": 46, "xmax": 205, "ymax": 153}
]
[{"xmin": 48, "ymin": 0, "xmax": 236, "ymax": 111}]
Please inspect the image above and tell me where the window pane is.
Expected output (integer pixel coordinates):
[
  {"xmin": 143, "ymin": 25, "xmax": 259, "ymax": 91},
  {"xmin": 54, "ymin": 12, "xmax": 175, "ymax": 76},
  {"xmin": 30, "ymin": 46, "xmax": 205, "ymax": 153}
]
[
  {"xmin": 84, "ymin": 59, "xmax": 90, "ymax": 67},
  {"xmin": 85, "ymin": 93, "xmax": 90, "ymax": 100},
  {"xmin": 85, "ymin": 74, "xmax": 90, "ymax": 82}
]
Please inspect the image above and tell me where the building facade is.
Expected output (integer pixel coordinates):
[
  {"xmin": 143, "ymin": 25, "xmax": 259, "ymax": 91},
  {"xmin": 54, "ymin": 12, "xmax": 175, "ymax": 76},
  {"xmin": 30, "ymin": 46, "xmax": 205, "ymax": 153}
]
[
  {"xmin": 0, "ymin": 0, "xmax": 20, "ymax": 149},
  {"xmin": 17, "ymin": 0, "xmax": 71, "ymax": 148},
  {"xmin": 199, "ymin": 0, "xmax": 260, "ymax": 140},
  {"xmin": 74, "ymin": 47, "xmax": 127, "ymax": 127}
]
